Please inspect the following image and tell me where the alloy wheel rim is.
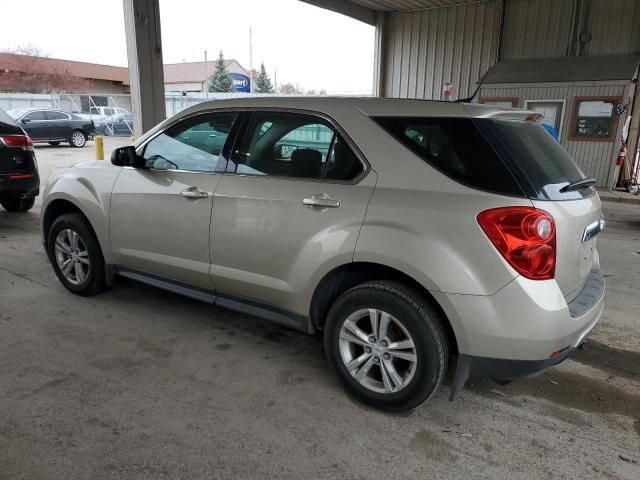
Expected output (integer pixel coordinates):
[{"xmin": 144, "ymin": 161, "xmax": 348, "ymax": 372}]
[
  {"xmin": 338, "ymin": 308, "xmax": 417, "ymax": 394},
  {"xmin": 54, "ymin": 229, "xmax": 90, "ymax": 285},
  {"xmin": 72, "ymin": 132, "xmax": 85, "ymax": 146}
]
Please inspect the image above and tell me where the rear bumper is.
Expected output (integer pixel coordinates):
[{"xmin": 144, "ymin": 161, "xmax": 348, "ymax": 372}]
[
  {"xmin": 0, "ymin": 172, "xmax": 40, "ymax": 196},
  {"xmin": 434, "ymin": 266, "xmax": 605, "ymax": 399}
]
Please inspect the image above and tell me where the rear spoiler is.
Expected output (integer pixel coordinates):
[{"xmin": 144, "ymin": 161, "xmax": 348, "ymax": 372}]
[{"xmin": 462, "ymin": 104, "xmax": 542, "ymax": 122}]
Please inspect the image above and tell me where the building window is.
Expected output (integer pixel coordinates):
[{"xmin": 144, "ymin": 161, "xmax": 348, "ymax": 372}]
[
  {"xmin": 479, "ymin": 97, "xmax": 519, "ymax": 108},
  {"xmin": 525, "ymin": 100, "xmax": 565, "ymax": 136},
  {"xmin": 569, "ymin": 96, "xmax": 621, "ymax": 141}
]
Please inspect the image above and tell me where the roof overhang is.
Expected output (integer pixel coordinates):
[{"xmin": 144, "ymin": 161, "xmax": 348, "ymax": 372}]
[
  {"xmin": 483, "ymin": 54, "xmax": 640, "ymax": 84},
  {"xmin": 299, "ymin": 0, "xmax": 485, "ymax": 25}
]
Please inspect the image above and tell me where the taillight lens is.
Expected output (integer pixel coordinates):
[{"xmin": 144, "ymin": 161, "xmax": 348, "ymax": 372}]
[
  {"xmin": 0, "ymin": 134, "xmax": 34, "ymax": 149},
  {"xmin": 477, "ymin": 207, "xmax": 556, "ymax": 280}
]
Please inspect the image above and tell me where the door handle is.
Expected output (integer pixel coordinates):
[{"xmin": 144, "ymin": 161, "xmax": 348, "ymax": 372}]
[
  {"xmin": 180, "ymin": 188, "xmax": 209, "ymax": 199},
  {"xmin": 303, "ymin": 195, "xmax": 340, "ymax": 208}
]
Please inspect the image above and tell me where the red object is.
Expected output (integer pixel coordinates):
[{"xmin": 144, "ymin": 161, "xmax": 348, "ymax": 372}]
[
  {"xmin": 550, "ymin": 346, "xmax": 570, "ymax": 358},
  {"xmin": 442, "ymin": 82, "xmax": 453, "ymax": 101},
  {"xmin": 616, "ymin": 143, "xmax": 627, "ymax": 167},
  {"xmin": 0, "ymin": 134, "xmax": 33, "ymax": 149},
  {"xmin": 8, "ymin": 173, "xmax": 34, "ymax": 180},
  {"xmin": 477, "ymin": 206, "xmax": 556, "ymax": 280},
  {"xmin": 524, "ymin": 113, "xmax": 543, "ymax": 122}
]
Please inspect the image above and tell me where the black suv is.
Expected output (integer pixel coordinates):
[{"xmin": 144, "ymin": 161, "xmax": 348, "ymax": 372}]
[{"xmin": 0, "ymin": 108, "xmax": 39, "ymax": 212}]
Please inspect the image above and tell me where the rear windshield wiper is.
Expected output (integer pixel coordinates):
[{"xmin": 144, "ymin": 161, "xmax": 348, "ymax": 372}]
[{"xmin": 560, "ymin": 177, "xmax": 596, "ymax": 193}]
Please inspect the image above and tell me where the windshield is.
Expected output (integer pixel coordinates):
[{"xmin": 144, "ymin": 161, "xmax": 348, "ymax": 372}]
[{"xmin": 475, "ymin": 119, "xmax": 591, "ymax": 200}]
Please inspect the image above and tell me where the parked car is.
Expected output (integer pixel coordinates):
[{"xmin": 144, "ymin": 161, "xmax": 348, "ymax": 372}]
[
  {"xmin": 7, "ymin": 108, "xmax": 95, "ymax": 148},
  {"xmin": 0, "ymin": 108, "xmax": 39, "ymax": 212},
  {"xmin": 41, "ymin": 98, "xmax": 605, "ymax": 411},
  {"xmin": 75, "ymin": 106, "xmax": 130, "ymax": 123},
  {"xmin": 95, "ymin": 113, "xmax": 134, "ymax": 136}
]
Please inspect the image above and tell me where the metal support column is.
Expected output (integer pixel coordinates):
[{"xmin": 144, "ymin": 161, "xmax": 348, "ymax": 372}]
[{"xmin": 123, "ymin": 0, "xmax": 166, "ymax": 138}]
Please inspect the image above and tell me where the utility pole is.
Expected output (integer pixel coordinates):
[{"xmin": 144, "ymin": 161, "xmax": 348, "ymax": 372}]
[
  {"xmin": 249, "ymin": 26, "xmax": 253, "ymax": 93},
  {"xmin": 204, "ymin": 50, "xmax": 208, "ymax": 98},
  {"xmin": 274, "ymin": 69, "xmax": 277, "ymax": 93}
]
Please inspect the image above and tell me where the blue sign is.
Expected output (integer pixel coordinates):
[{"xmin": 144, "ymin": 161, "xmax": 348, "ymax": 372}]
[{"xmin": 229, "ymin": 73, "xmax": 250, "ymax": 93}]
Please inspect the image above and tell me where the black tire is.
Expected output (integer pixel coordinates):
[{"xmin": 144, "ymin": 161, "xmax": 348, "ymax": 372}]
[
  {"xmin": 69, "ymin": 130, "xmax": 87, "ymax": 148},
  {"xmin": 0, "ymin": 194, "xmax": 35, "ymax": 212},
  {"xmin": 47, "ymin": 213, "xmax": 107, "ymax": 296},
  {"xmin": 48, "ymin": 141, "xmax": 61, "ymax": 146},
  {"xmin": 324, "ymin": 281, "xmax": 449, "ymax": 412}
]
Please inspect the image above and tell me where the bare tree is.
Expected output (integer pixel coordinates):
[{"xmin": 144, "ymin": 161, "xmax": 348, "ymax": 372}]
[
  {"xmin": 0, "ymin": 44, "xmax": 93, "ymax": 93},
  {"xmin": 279, "ymin": 82, "xmax": 304, "ymax": 95}
]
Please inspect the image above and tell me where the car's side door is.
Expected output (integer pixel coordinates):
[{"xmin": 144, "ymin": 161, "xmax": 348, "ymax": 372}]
[
  {"xmin": 210, "ymin": 110, "xmax": 376, "ymax": 318},
  {"xmin": 19, "ymin": 111, "xmax": 47, "ymax": 140},
  {"xmin": 109, "ymin": 111, "xmax": 238, "ymax": 289}
]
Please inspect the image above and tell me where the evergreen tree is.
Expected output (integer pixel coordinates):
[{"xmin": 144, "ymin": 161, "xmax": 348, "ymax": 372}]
[
  {"xmin": 254, "ymin": 62, "xmax": 275, "ymax": 93},
  {"xmin": 207, "ymin": 51, "xmax": 234, "ymax": 93}
]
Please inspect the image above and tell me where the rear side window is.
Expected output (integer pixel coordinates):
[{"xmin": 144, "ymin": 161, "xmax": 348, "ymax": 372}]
[
  {"xmin": 374, "ymin": 117, "xmax": 524, "ymax": 196},
  {"xmin": 475, "ymin": 119, "xmax": 590, "ymax": 200}
]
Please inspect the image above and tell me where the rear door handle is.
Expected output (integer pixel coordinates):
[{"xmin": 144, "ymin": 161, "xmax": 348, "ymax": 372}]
[
  {"xmin": 303, "ymin": 195, "xmax": 340, "ymax": 208},
  {"xmin": 180, "ymin": 188, "xmax": 209, "ymax": 199}
]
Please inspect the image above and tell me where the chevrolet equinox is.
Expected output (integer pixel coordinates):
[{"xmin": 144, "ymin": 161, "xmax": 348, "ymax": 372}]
[{"xmin": 41, "ymin": 98, "xmax": 605, "ymax": 411}]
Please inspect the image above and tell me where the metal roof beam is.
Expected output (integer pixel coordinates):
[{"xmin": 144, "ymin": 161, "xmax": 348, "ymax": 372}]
[{"xmin": 299, "ymin": 0, "xmax": 377, "ymax": 25}]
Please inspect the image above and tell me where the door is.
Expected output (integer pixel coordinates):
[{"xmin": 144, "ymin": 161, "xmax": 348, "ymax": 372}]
[
  {"xmin": 20, "ymin": 111, "xmax": 47, "ymax": 140},
  {"xmin": 211, "ymin": 110, "xmax": 376, "ymax": 314},
  {"xmin": 44, "ymin": 110, "xmax": 72, "ymax": 139},
  {"xmin": 109, "ymin": 111, "xmax": 238, "ymax": 288}
]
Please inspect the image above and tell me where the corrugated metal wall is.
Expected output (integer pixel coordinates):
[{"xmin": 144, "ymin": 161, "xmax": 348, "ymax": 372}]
[
  {"xmin": 499, "ymin": 0, "xmax": 574, "ymax": 59},
  {"xmin": 382, "ymin": 0, "xmax": 500, "ymax": 99},
  {"xmin": 584, "ymin": 0, "xmax": 640, "ymax": 55},
  {"xmin": 499, "ymin": 0, "xmax": 640, "ymax": 59},
  {"xmin": 480, "ymin": 82, "xmax": 629, "ymax": 186}
]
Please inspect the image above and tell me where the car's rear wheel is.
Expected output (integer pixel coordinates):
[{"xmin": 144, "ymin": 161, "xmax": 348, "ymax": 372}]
[
  {"xmin": 69, "ymin": 130, "xmax": 86, "ymax": 148},
  {"xmin": 47, "ymin": 213, "xmax": 107, "ymax": 296},
  {"xmin": 48, "ymin": 141, "xmax": 61, "ymax": 146},
  {"xmin": 0, "ymin": 194, "xmax": 35, "ymax": 212},
  {"xmin": 324, "ymin": 281, "xmax": 449, "ymax": 412}
]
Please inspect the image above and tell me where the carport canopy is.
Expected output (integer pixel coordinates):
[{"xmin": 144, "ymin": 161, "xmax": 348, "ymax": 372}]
[{"xmin": 123, "ymin": 0, "xmax": 477, "ymax": 137}]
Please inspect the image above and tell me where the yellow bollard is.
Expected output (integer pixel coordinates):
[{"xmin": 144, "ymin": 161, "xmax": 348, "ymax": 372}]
[{"xmin": 95, "ymin": 136, "xmax": 104, "ymax": 160}]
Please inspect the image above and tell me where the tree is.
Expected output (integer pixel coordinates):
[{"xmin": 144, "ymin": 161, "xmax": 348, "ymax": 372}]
[
  {"xmin": 254, "ymin": 62, "xmax": 274, "ymax": 93},
  {"xmin": 0, "ymin": 44, "xmax": 93, "ymax": 93},
  {"xmin": 279, "ymin": 82, "xmax": 303, "ymax": 95},
  {"xmin": 207, "ymin": 51, "xmax": 234, "ymax": 93}
]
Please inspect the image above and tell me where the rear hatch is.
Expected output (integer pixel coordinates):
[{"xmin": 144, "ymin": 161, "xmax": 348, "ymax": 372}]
[{"xmin": 474, "ymin": 113, "xmax": 602, "ymax": 298}]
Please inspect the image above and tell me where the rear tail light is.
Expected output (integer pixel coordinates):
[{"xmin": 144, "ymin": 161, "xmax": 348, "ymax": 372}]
[
  {"xmin": 0, "ymin": 134, "xmax": 34, "ymax": 149},
  {"xmin": 477, "ymin": 207, "xmax": 556, "ymax": 280}
]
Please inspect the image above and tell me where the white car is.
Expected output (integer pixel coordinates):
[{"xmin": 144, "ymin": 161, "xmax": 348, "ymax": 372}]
[{"xmin": 41, "ymin": 97, "xmax": 605, "ymax": 411}]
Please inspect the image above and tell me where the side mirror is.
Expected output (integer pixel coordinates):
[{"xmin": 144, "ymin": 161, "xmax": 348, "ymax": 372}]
[
  {"xmin": 111, "ymin": 145, "xmax": 145, "ymax": 168},
  {"xmin": 21, "ymin": 118, "xmax": 30, "ymax": 124}
]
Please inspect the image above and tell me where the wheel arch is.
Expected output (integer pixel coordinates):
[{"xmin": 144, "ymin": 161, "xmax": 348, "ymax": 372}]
[
  {"xmin": 42, "ymin": 196, "xmax": 110, "ymax": 264},
  {"xmin": 310, "ymin": 261, "xmax": 460, "ymax": 356}
]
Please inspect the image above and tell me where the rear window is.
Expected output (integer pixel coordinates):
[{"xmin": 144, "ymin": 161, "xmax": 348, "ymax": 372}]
[
  {"xmin": 475, "ymin": 119, "xmax": 590, "ymax": 200},
  {"xmin": 374, "ymin": 117, "xmax": 524, "ymax": 196},
  {"xmin": 0, "ymin": 109, "xmax": 22, "ymax": 134}
]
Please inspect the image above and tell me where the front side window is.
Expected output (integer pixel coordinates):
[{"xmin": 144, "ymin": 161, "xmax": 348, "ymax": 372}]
[
  {"xmin": 142, "ymin": 112, "xmax": 237, "ymax": 172},
  {"xmin": 229, "ymin": 111, "xmax": 363, "ymax": 181},
  {"xmin": 570, "ymin": 97, "xmax": 620, "ymax": 140}
]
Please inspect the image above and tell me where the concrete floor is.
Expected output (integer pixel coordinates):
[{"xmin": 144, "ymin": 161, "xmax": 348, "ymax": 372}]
[{"xmin": 1, "ymin": 139, "xmax": 639, "ymax": 479}]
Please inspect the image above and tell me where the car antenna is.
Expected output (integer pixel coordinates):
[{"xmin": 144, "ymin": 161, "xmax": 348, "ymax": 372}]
[{"xmin": 455, "ymin": 70, "xmax": 489, "ymax": 103}]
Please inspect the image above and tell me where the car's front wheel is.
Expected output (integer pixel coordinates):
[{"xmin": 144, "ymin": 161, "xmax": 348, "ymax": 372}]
[
  {"xmin": 324, "ymin": 281, "xmax": 449, "ymax": 411},
  {"xmin": 47, "ymin": 213, "xmax": 107, "ymax": 296},
  {"xmin": 69, "ymin": 130, "xmax": 87, "ymax": 148},
  {"xmin": 0, "ymin": 194, "xmax": 35, "ymax": 212}
]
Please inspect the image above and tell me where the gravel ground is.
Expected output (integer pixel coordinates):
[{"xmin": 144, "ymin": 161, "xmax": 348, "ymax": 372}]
[{"xmin": 0, "ymin": 139, "xmax": 638, "ymax": 479}]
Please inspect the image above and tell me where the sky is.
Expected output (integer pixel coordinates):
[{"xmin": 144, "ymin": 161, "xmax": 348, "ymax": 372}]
[{"xmin": 0, "ymin": 0, "xmax": 375, "ymax": 93}]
